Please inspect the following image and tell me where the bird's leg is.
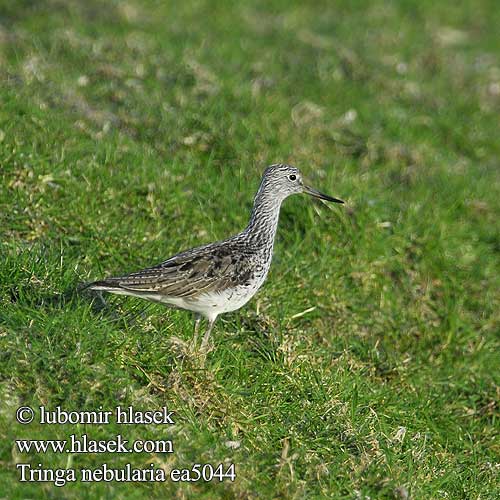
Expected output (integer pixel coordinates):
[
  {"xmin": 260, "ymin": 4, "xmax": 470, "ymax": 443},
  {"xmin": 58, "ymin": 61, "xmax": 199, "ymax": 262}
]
[
  {"xmin": 191, "ymin": 314, "xmax": 202, "ymax": 348},
  {"xmin": 200, "ymin": 318, "xmax": 216, "ymax": 353}
]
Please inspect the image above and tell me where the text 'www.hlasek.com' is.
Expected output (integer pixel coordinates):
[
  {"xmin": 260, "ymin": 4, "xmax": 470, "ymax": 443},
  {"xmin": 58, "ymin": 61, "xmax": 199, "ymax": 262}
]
[{"xmin": 14, "ymin": 405, "xmax": 236, "ymax": 487}]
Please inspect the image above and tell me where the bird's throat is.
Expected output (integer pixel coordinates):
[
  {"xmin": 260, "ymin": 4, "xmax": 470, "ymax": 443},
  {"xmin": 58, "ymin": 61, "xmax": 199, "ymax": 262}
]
[{"xmin": 244, "ymin": 187, "xmax": 283, "ymax": 246}]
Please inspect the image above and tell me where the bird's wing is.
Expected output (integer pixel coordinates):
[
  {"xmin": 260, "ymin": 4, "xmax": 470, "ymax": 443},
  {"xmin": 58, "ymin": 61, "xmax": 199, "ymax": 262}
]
[{"xmin": 95, "ymin": 242, "xmax": 244, "ymax": 298}]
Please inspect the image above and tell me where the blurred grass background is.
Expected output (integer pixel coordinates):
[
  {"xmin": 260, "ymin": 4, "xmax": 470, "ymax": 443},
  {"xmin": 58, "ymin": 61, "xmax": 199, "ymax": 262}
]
[{"xmin": 0, "ymin": 0, "xmax": 499, "ymax": 498}]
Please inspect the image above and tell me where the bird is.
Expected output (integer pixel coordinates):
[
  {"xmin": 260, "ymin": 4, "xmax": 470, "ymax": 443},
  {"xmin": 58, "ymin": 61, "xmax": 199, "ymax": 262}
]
[{"xmin": 87, "ymin": 164, "xmax": 344, "ymax": 352}]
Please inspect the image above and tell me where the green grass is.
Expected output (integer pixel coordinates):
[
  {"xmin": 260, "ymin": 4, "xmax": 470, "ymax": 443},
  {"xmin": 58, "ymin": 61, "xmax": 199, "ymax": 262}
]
[{"xmin": 1, "ymin": 0, "xmax": 499, "ymax": 498}]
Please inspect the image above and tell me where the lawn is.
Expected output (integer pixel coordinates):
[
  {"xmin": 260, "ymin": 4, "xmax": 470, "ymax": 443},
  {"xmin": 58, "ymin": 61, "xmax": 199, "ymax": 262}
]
[{"xmin": 0, "ymin": 0, "xmax": 499, "ymax": 498}]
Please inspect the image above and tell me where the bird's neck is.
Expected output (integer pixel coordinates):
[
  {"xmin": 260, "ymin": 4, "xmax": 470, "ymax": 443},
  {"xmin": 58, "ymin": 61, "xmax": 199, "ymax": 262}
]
[{"xmin": 244, "ymin": 184, "xmax": 284, "ymax": 246}]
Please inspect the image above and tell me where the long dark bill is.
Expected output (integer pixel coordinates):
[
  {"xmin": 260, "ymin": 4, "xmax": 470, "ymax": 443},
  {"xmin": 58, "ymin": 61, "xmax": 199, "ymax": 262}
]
[{"xmin": 304, "ymin": 185, "xmax": 344, "ymax": 204}]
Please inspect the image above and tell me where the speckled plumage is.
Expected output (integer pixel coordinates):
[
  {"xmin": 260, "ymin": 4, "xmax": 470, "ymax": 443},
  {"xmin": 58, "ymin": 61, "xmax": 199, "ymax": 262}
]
[{"xmin": 89, "ymin": 164, "xmax": 343, "ymax": 351}]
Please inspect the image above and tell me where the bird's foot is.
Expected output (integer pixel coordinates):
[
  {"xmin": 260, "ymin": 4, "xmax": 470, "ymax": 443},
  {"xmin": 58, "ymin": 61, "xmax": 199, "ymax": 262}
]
[
  {"xmin": 168, "ymin": 336, "xmax": 212, "ymax": 365},
  {"xmin": 168, "ymin": 336, "xmax": 192, "ymax": 357}
]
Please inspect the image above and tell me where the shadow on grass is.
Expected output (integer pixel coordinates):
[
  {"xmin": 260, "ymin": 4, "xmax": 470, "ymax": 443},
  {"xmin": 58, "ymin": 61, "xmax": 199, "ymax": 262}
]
[{"xmin": 6, "ymin": 279, "xmax": 160, "ymax": 330}]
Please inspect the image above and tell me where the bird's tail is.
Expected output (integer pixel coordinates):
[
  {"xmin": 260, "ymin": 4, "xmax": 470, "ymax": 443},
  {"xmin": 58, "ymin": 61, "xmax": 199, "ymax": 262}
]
[{"xmin": 78, "ymin": 279, "xmax": 123, "ymax": 293}]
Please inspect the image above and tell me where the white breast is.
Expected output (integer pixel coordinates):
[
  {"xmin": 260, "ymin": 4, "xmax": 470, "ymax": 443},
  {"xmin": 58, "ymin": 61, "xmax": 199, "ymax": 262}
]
[{"xmin": 163, "ymin": 272, "xmax": 267, "ymax": 321}]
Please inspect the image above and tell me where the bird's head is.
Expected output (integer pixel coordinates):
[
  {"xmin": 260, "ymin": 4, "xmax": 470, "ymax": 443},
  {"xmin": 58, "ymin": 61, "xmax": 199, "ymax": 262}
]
[{"xmin": 260, "ymin": 163, "xmax": 344, "ymax": 204}]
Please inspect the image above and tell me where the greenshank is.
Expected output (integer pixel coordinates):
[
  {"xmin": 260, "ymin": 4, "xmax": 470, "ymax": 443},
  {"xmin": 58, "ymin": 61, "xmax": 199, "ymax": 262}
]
[{"xmin": 88, "ymin": 164, "xmax": 344, "ymax": 351}]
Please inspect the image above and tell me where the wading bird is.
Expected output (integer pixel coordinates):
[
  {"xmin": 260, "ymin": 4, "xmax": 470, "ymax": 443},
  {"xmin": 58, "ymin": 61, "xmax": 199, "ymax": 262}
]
[{"xmin": 88, "ymin": 164, "xmax": 344, "ymax": 351}]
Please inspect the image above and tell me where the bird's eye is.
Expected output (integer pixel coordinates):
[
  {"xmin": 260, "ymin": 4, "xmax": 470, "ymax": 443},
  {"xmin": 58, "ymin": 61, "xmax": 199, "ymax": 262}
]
[{"xmin": 288, "ymin": 174, "xmax": 297, "ymax": 181}]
